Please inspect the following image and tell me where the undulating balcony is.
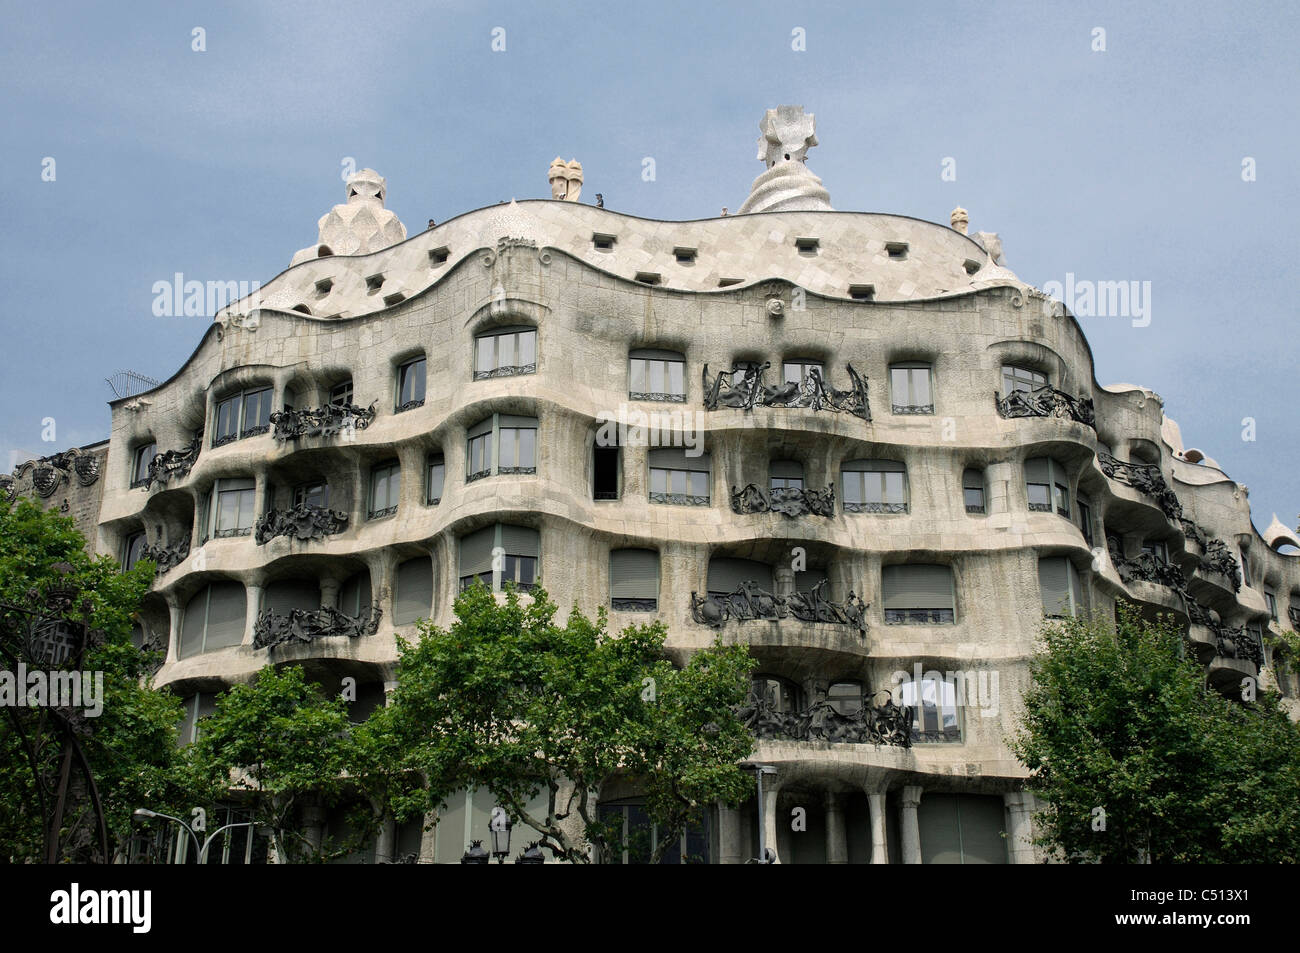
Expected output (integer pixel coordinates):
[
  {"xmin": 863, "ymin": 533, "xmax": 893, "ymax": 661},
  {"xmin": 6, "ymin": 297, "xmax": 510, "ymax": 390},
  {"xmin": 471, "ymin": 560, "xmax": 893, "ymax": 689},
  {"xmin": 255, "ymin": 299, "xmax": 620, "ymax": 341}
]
[
  {"xmin": 730, "ymin": 483, "xmax": 835, "ymax": 518},
  {"xmin": 702, "ymin": 362, "xmax": 870, "ymax": 420},
  {"xmin": 1096, "ymin": 451, "xmax": 1183, "ymax": 521},
  {"xmin": 269, "ymin": 403, "xmax": 376, "ymax": 441},
  {"xmin": 690, "ymin": 579, "xmax": 868, "ymax": 637},
  {"xmin": 254, "ymin": 504, "xmax": 349, "ymax": 545},
  {"xmin": 252, "ymin": 605, "xmax": 383, "ymax": 650},
  {"xmin": 994, "ymin": 385, "xmax": 1095, "ymax": 429}
]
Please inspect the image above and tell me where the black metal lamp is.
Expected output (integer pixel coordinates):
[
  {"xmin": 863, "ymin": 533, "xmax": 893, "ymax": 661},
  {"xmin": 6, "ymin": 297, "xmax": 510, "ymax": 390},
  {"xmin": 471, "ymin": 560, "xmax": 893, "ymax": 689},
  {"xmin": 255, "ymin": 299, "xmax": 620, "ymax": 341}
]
[
  {"xmin": 460, "ymin": 839, "xmax": 490, "ymax": 864},
  {"xmin": 488, "ymin": 806, "xmax": 513, "ymax": 863},
  {"xmin": 515, "ymin": 841, "xmax": 546, "ymax": 864}
]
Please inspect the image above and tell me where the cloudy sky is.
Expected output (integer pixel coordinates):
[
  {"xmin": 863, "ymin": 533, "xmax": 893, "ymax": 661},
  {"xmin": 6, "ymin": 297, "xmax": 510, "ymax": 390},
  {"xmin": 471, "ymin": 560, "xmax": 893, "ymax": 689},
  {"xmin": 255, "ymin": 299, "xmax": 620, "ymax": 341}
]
[{"xmin": 2, "ymin": 1, "xmax": 1297, "ymax": 528}]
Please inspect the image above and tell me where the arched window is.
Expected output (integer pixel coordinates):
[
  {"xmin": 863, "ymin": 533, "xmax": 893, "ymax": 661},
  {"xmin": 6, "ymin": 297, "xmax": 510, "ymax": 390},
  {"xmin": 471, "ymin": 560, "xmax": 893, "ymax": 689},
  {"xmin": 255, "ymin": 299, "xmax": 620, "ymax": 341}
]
[
  {"xmin": 1038, "ymin": 556, "xmax": 1084, "ymax": 617},
  {"xmin": 1001, "ymin": 364, "xmax": 1047, "ymax": 397},
  {"xmin": 474, "ymin": 326, "xmax": 537, "ymax": 379},
  {"xmin": 179, "ymin": 581, "xmax": 246, "ymax": 658},
  {"xmin": 610, "ymin": 549, "xmax": 659, "ymax": 611},
  {"xmin": 882, "ymin": 564, "xmax": 955, "ymax": 624},
  {"xmin": 899, "ymin": 677, "xmax": 961, "ymax": 743},
  {"xmin": 962, "ymin": 467, "xmax": 986, "ymax": 514},
  {"xmin": 130, "ymin": 443, "xmax": 156, "ymax": 488},
  {"xmin": 843, "ymin": 459, "xmax": 908, "ymax": 514},
  {"xmin": 628, "ymin": 348, "xmax": 686, "ymax": 402},
  {"xmin": 393, "ymin": 556, "xmax": 434, "ymax": 625},
  {"xmin": 648, "ymin": 448, "xmax": 711, "ymax": 506},
  {"xmin": 751, "ymin": 674, "xmax": 803, "ymax": 713},
  {"xmin": 1025, "ymin": 457, "xmax": 1069, "ymax": 517}
]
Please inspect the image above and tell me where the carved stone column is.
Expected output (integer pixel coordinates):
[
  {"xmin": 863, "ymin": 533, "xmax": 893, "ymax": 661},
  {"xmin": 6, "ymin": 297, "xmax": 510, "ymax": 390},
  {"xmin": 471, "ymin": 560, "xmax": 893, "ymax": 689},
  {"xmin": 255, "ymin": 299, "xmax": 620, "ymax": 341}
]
[
  {"xmin": 900, "ymin": 785, "xmax": 924, "ymax": 864},
  {"xmin": 761, "ymin": 783, "xmax": 781, "ymax": 863},
  {"xmin": 868, "ymin": 791, "xmax": 889, "ymax": 864},
  {"xmin": 824, "ymin": 791, "xmax": 847, "ymax": 864},
  {"xmin": 166, "ymin": 600, "xmax": 183, "ymax": 664},
  {"xmin": 716, "ymin": 801, "xmax": 743, "ymax": 865},
  {"xmin": 242, "ymin": 584, "xmax": 262, "ymax": 646},
  {"xmin": 1003, "ymin": 791, "xmax": 1037, "ymax": 864}
]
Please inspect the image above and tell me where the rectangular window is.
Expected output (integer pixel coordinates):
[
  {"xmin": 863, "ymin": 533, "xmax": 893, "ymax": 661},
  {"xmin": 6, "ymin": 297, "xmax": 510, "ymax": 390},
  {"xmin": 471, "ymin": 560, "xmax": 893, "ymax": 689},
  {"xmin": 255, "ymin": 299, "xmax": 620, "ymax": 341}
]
[
  {"xmin": 458, "ymin": 524, "xmax": 539, "ymax": 592},
  {"xmin": 1078, "ymin": 496, "xmax": 1094, "ymax": 547},
  {"xmin": 1002, "ymin": 365, "xmax": 1047, "ymax": 397},
  {"xmin": 498, "ymin": 423, "xmax": 537, "ymax": 472},
  {"xmin": 329, "ymin": 380, "xmax": 354, "ymax": 407},
  {"xmin": 594, "ymin": 445, "xmax": 620, "ymax": 501},
  {"xmin": 782, "ymin": 360, "xmax": 823, "ymax": 387},
  {"xmin": 214, "ymin": 387, "xmax": 272, "ymax": 446},
  {"xmin": 426, "ymin": 454, "xmax": 445, "ymax": 504},
  {"xmin": 881, "ymin": 564, "xmax": 955, "ymax": 624},
  {"xmin": 889, "ymin": 364, "xmax": 933, "ymax": 414},
  {"xmin": 610, "ymin": 549, "xmax": 658, "ymax": 611},
  {"xmin": 241, "ymin": 388, "xmax": 273, "ymax": 436},
  {"xmin": 1039, "ymin": 556, "xmax": 1083, "ymax": 617},
  {"xmin": 467, "ymin": 429, "xmax": 492, "ymax": 481},
  {"xmin": 628, "ymin": 352, "xmax": 686, "ymax": 401},
  {"xmin": 131, "ymin": 444, "xmax": 156, "ymax": 487},
  {"xmin": 397, "ymin": 358, "xmax": 426, "ymax": 411},
  {"xmin": 648, "ymin": 449, "xmax": 710, "ymax": 505},
  {"xmin": 842, "ymin": 461, "xmax": 908, "ymax": 513},
  {"xmin": 1265, "ymin": 590, "xmax": 1278, "ymax": 622},
  {"xmin": 214, "ymin": 478, "xmax": 255, "ymax": 537},
  {"xmin": 369, "ymin": 462, "xmax": 400, "ymax": 519},
  {"xmin": 292, "ymin": 481, "xmax": 328, "ymax": 508},
  {"xmin": 1053, "ymin": 482, "xmax": 1070, "ymax": 518},
  {"xmin": 122, "ymin": 531, "xmax": 147, "ymax": 571},
  {"xmin": 474, "ymin": 328, "xmax": 537, "ymax": 379},
  {"xmin": 962, "ymin": 468, "xmax": 985, "ymax": 515},
  {"xmin": 1142, "ymin": 540, "xmax": 1168, "ymax": 564}
]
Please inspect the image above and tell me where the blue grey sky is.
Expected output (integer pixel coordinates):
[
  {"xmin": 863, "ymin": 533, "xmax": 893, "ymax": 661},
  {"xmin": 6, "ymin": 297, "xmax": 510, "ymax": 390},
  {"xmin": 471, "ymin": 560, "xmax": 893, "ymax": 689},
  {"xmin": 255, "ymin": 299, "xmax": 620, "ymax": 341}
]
[{"xmin": 2, "ymin": 1, "xmax": 1297, "ymax": 529}]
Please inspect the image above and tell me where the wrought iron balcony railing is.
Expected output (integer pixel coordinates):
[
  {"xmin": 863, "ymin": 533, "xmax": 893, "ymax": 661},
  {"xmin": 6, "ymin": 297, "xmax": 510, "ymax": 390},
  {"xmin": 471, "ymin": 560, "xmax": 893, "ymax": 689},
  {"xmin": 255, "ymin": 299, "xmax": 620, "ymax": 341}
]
[
  {"xmin": 1199, "ymin": 538, "xmax": 1242, "ymax": 591},
  {"xmin": 730, "ymin": 483, "xmax": 835, "ymax": 518},
  {"xmin": 1110, "ymin": 548, "xmax": 1187, "ymax": 591},
  {"xmin": 253, "ymin": 605, "xmax": 383, "ymax": 650},
  {"xmin": 139, "ymin": 534, "xmax": 190, "ymax": 574},
  {"xmin": 1186, "ymin": 601, "xmax": 1264, "ymax": 668},
  {"xmin": 739, "ymin": 693, "xmax": 912, "ymax": 748},
  {"xmin": 884, "ymin": 608, "xmax": 955, "ymax": 625},
  {"xmin": 703, "ymin": 362, "xmax": 870, "ymax": 420},
  {"xmin": 649, "ymin": 491, "xmax": 710, "ymax": 506},
  {"xmin": 690, "ymin": 579, "xmax": 868, "ymax": 637},
  {"xmin": 611, "ymin": 598, "xmax": 657, "ymax": 612},
  {"xmin": 629, "ymin": 390, "xmax": 686, "ymax": 403},
  {"xmin": 473, "ymin": 363, "xmax": 536, "ymax": 381},
  {"xmin": 995, "ymin": 385, "xmax": 1096, "ymax": 429},
  {"xmin": 1096, "ymin": 451, "xmax": 1183, "ymax": 521},
  {"xmin": 845, "ymin": 500, "xmax": 908, "ymax": 514},
  {"xmin": 141, "ymin": 434, "xmax": 201, "ymax": 490},
  {"xmin": 254, "ymin": 504, "xmax": 349, "ymax": 545},
  {"xmin": 269, "ymin": 402, "xmax": 376, "ymax": 441}
]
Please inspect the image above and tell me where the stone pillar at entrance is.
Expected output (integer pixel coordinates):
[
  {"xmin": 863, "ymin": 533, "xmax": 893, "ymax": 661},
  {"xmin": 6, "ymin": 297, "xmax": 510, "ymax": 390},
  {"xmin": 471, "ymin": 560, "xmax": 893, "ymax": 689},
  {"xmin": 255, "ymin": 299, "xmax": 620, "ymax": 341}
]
[
  {"xmin": 867, "ymin": 791, "xmax": 889, "ymax": 864},
  {"xmin": 824, "ymin": 791, "xmax": 847, "ymax": 863},
  {"xmin": 1003, "ymin": 791, "xmax": 1037, "ymax": 864},
  {"xmin": 900, "ymin": 785, "xmax": 924, "ymax": 864}
]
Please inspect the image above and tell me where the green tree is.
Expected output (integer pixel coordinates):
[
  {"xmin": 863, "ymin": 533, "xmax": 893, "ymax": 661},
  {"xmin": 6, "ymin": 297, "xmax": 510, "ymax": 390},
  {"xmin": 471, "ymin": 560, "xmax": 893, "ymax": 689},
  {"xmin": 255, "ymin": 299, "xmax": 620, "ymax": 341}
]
[
  {"xmin": 187, "ymin": 664, "xmax": 378, "ymax": 862},
  {"xmin": 0, "ymin": 496, "xmax": 190, "ymax": 862},
  {"xmin": 1012, "ymin": 602, "xmax": 1300, "ymax": 863},
  {"xmin": 373, "ymin": 583, "xmax": 756, "ymax": 863}
]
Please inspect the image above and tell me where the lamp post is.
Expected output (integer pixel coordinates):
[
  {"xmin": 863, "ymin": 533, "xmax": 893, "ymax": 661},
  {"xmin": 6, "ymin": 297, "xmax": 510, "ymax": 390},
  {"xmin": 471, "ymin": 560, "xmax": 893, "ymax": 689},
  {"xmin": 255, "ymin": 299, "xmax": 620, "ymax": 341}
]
[
  {"xmin": 488, "ymin": 805, "xmax": 513, "ymax": 863},
  {"xmin": 460, "ymin": 840, "xmax": 491, "ymax": 864},
  {"xmin": 133, "ymin": 807, "xmax": 266, "ymax": 864},
  {"xmin": 740, "ymin": 763, "xmax": 778, "ymax": 864},
  {"xmin": 461, "ymin": 806, "xmax": 544, "ymax": 864}
]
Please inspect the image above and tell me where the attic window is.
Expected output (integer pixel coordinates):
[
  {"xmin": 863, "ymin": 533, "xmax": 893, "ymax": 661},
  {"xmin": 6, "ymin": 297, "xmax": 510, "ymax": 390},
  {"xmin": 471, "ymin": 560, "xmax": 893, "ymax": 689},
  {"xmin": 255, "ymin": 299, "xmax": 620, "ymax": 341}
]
[
  {"xmin": 291, "ymin": 304, "xmax": 312, "ymax": 315},
  {"xmin": 795, "ymin": 237, "xmax": 820, "ymax": 256},
  {"xmin": 429, "ymin": 246, "xmax": 450, "ymax": 265},
  {"xmin": 635, "ymin": 272, "xmax": 662, "ymax": 286},
  {"xmin": 717, "ymin": 278, "xmax": 743, "ymax": 287},
  {"xmin": 849, "ymin": 284, "xmax": 875, "ymax": 301},
  {"xmin": 383, "ymin": 292, "xmax": 407, "ymax": 306},
  {"xmin": 365, "ymin": 274, "xmax": 384, "ymax": 293},
  {"xmin": 963, "ymin": 259, "xmax": 982, "ymax": 276},
  {"xmin": 886, "ymin": 242, "xmax": 909, "ymax": 260},
  {"xmin": 314, "ymin": 277, "xmax": 333, "ymax": 294},
  {"xmin": 593, "ymin": 233, "xmax": 616, "ymax": 251},
  {"xmin": 317, "ymin": 245, "xmax": 333, "ymax": 258},
  {"xmin": 674, "ymin": 246, "xmax": 697, "ymax": 265}
]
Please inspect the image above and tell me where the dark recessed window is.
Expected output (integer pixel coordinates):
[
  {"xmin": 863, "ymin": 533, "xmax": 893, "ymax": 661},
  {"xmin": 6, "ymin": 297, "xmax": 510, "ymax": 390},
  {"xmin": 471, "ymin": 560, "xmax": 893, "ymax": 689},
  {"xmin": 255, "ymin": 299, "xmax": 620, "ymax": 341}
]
[
  {"xmin": 592, "ymin": 233, "xmax": 616, "ymax": 251},
  {"xmin": 795, "ymin": 237, "xmax": 819, "ymax": 255},
  {"xmin": 383, "ymin": 291, "xmax": 406, "ymax": 306},
  {"xmin": 314, "ymin": 277, "xmax": 333, "ymax": 294},
  {"xmin": 849, "ymin": 284, "xmax": 875, "ymax": 301},
  {"xmin": 429, "ymin": 246, "xmax": 450, "ymax": 265},
  {"xmin": 329, "ymin": 379, "xmax": 354, "ymax": 407},
  {"xmin": 292, "ymin": 481, "xmax": 328, "ymax": 508},
  {"xmin": 717, "ymin": 277, "xmax": 743, "ymax": 287},
  {"xmin": 635, "ymin": 272, "xmax": 662, "ymax": 286},
  {"xmin": 886, "ymin": 242, "xmax": 909, "ymax": 260},
  {"xmin": 365, "ymin": 274, "xmax": 384, "ymax": 293},
  {"xmin": 131, "ymin": 443, "xmax": 156, "ymax": 488},
  {"xmin": 963, "ymin": 259, "xmax": 982, "ymax": 275},
  {"xmin": 594, "ymin": 444, "xmax": 620, "ymax": 501},
  {"xmin": 673, "ymin": 247, "xmax": 697, "ymax": 265}
]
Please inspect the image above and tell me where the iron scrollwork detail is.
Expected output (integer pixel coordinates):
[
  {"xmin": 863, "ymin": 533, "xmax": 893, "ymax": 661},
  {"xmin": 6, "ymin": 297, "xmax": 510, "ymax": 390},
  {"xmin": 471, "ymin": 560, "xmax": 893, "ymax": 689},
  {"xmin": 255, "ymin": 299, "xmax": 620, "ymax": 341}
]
[
  {"xmin": 269, "ymin": 403, "xmax": 376, "ymax": 441},
  {"xmin": 255, "ymin": 504, "xmax": 349, "ymax": 545},
  {"xmin": 690, "ymin": 579, "xmax": 868, "ymax": 637},
  {"xmin": 995, "ymin": 385, "xmax": 1096, "ymax": 429},
  {"xmin": 702, "ymin": 362, "xmax": 870, "ymax": 420},
  {"xmin": 738, "ymin": 692, "xmax": 912, "ymax": 748},
  {"xmin": 1200, "ymin": 538, "xmax": 1242, "ymax": 591},
  {"xmin": 144, "ymin": 432, "xmax": 202, "ymax": 490},
  {"xmin": 730, "ymin": 483, "xmax": 835, "ymax": 518},
  {"xmin": 253, "ymin": 605, "xmax": 383, "ymax": 650},
  {"xmin": 1096, "ymin": 451, "xmax": 1183, "ymax": 522},
  {"xmin": 139, "ymin": 534, "xmax": 191, "ymax": 574}
]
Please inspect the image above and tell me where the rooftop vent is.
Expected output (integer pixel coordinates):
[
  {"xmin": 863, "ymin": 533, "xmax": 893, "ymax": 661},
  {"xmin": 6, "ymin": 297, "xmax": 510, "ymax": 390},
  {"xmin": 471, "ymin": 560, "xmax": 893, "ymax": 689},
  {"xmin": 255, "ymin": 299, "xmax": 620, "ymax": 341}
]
[
  {"xmin": 593, "ymin": 233, "xmax": 616, "ymax": 251},
  {"xmin": 886, "ymin": 242, "xmax": 909, "ymax": 260},
  {"xmin": 795, "ymin": 237, "xmax": 820, "ymax": 256},
  {"xmin": 634, "ymin": 272, "xmax": 662, "ymax": 286},
  {"xmin": 848, "ymin": 284, "xmax": 875, "ymax": 301},
  {"xmin": 674, "ymin": 246, "xmax": 697, "ymax": 265},
  {"xmin": 365, "ymin": 274, "xmax": 385, "ymax": 293},
  {"xmin": 429, "ymin": 246, "xmax": 450, "ymax": 265},
  {"xmin": 314, "ymin": 277, "xmax": 333, "ymax": 295}
]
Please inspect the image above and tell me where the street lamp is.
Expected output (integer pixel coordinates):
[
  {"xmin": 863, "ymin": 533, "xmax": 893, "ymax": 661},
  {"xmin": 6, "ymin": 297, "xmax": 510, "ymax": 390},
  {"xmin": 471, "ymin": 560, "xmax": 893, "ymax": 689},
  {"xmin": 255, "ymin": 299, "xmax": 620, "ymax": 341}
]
[
  {"xmin": 515, "ymin": 841, "xmax": 546, "ymax": 864},
  {"xmin": 740, "ymin": 763, "xmax": 778, "ymax": 864},
  {"xmin": 133, "ymin": 807, "xmax": 266, "ymax": 864},
  {"xmin": 488, "ymin": 806, "xmax": 513, "ymax": 863},
  {"xmin": 460, "ymin": 840, "xmax": 491, "ymax": 864}
]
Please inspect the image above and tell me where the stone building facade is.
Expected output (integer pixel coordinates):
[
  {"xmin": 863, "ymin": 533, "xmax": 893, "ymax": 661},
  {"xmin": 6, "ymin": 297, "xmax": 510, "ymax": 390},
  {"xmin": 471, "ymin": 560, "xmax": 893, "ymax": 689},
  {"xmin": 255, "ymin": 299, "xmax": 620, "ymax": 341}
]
[{"xmin": 14, "ymin": 106, "xmax": 1299, "ymax": 863}]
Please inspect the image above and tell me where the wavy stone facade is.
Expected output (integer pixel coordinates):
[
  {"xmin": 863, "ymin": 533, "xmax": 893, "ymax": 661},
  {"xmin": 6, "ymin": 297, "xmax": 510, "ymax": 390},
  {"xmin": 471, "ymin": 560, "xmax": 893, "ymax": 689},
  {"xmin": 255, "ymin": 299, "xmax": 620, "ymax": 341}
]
[{"xmin": 30, "ymin": 110, "xmax": 1299, "ymax": 863}]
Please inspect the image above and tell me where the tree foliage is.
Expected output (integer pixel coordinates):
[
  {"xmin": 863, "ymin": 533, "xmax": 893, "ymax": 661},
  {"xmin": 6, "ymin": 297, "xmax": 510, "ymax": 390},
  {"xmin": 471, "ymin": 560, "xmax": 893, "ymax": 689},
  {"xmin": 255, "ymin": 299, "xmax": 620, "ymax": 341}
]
[
  {"xmin": 372, "ymin": 583, "xmax": 756, "ymax": 863},
  {"xmin": 1012, "ymin": 602, "xmax": 1300, "ymax": 863}
]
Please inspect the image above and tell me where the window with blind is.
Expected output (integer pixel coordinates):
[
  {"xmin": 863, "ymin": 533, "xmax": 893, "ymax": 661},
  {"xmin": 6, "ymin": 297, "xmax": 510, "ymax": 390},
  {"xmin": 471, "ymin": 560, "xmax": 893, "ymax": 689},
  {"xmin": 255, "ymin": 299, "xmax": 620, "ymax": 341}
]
[
  {"xmin": 770, "ymin": 460, "xmax": 804, "ymax": 491},
  {"xmin": 214, "ymin": 386, "xmax": 273, "ymax": 446},
  {"xmin": 899, "ymin": 677, "xmax": 962, "ymax": 743},
  {"xmin": 882, "ymin": 564, "xmax": 955, "ymax": 624},
  {"xmin": 827, "ymin": 681, "xmax": 863, "ymax": 715},
  {"xmin": 262, "ymin": 579, "xmax": 320, "ymax": 616},
  {"xmin": 131, "ymin": 443, "xmax": 156, "ymax": 487},
  {"xmin": 917, "ymin": 794, "xmax": 1006, "ymax": 863},
  {"xmin": 396, "ymin": 357, "xmax": 426, "ymax": 412},
  {"xmin": 707, "ymin": 557, "xmax": 774, "ymax": 596},
  {"xmin": 339, "ymin": 570, "xmax": 372, "ymax": 617},
  {"xmin": 474, "ymin": 327, "xmax": 537, "ymax": 379},
  {"xmin": 426, "ymin": 453, "xmax": 445, "ymax": 504},
  {"xmin": 843, "ymin": 459, "xmax": 908, "ymax": 513},
  {"xmin": 368, "ymin": 460, "xmax": 400, "ymax": 519},
  {"xmin": 649, "ymin": 448, "xmax": 711, "ymax": 505},
  {"xmin": 1038, "ymin": 556, "xmax": 1084, "ymax": 617},
  {"xmin": 179, "ymin": 581, "xmax": 246, "ymax": 658},
  {"xmin": 1001, "ymin": 365, "xmax": 1047, "ymax": 398},
  {"xmin": 628, "ymin": 348, "xmax": 686, "ymax": 402},
  {"xmin": 393, "ymin": 556, "xmax": 433, "ymax": 625},
  {"xmin": 458, "ymin": 524, "xmax": 540, "ymax": 592},
  {"xmin": 1025, "ymin": 457, "xmax": 1070, "ymax": 517},
  {"xmin": 889, "ymin": 362, "xmax": 933, "ymax": 414},
  {"xmin": 610, "ymin": 549, "xmax": 659, "ymax": 611},
  {"xmin": 213, "ymin": 477, "xmax": 255, "ymax": 537},
  {"xmin": 962, "ymin": 467, "xmax": 986, "ymax": 514}
]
